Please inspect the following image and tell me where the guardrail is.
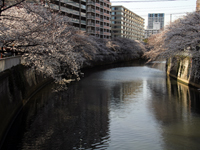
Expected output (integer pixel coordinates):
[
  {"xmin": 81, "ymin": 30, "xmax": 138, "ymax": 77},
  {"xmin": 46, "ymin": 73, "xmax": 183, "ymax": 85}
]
[{"xmin": 0, "ymin": 56, "xmax": 21, "ymax": 72}]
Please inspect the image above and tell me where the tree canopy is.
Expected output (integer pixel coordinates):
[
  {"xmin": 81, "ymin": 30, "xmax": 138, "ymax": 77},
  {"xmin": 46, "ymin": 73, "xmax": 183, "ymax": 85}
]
[
  {"xmin": 0, "ymin": 3, "xmax": 145, "ymax": 84},
  {"xmin": 144, "ymin": 11, "xmax": 200, "ymax": 61}
]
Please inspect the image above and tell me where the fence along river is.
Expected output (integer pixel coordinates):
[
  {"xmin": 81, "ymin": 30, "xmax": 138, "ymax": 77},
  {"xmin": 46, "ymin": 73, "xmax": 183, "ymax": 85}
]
[{"xmin": 1, "ymin": 60, "xmax": 200, "ymax": 150}]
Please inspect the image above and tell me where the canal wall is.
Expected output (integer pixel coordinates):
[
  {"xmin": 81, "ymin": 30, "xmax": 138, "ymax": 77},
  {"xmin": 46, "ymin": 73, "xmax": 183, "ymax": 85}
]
[
  {"xmin": 0, "ymin": 64, "xmax": 52, "ymax": 146},
  {"xmin": 166, "ymin": 57, "xmax": 200, "ymax": 88},
  {"xmin": 0, "ymin": 50, "xmax": 144, "ymax": 146}
]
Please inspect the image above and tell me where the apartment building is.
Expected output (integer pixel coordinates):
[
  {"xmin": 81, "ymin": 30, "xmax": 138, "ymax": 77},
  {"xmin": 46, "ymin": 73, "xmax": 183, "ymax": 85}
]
[
  {"xmin": 87, "ymin": 0, "xmax": 111, "ymax": 39},
  {"xmin": 144, "ymin": 29, "xmax": 160, "ymax": 39},
  {"xmin": 145, "ymin": 13, "xmax": 164, "ymax": 38},
  {"xmin": 111, "ymin": 5, "xmax": 145, "ymax": 41},
  {"xmin": 48, "ymin": 0, "xmax": 87, "ymax": 31},
  {"xmin": 147, "ymin": 13, "xmax": 164, "ymax": 30},
  {"xmin": 48, "ymin": 0, "xmax": 111, "ymax": 38}
]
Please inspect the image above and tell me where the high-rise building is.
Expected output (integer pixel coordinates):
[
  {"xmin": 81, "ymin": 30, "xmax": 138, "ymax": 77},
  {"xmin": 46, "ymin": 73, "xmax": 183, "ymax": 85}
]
[
  {"xmin": 147, "ymin": 13, "xmax": 164, "ymax": 30},
  {"xmin": 87, "ymin": 0, "xmax": 111, "ymax": 39},
  {"xmin": 145, "ymin": 13, "xmax": 164, "ymax": 39},
  {"xmin": 48, "ymin": 0, "xmax": 87, "ymax": 31},
  {"xmin": 197, "ymin": 0, "xmax": 200, "ymax": 11},
  {"xmin": 48, "ymin": 0, "xmax": 111, "ymax": 39},
  {"xmin": 111, "ymin": 5, "xmax": 145, "ymax": 41}
]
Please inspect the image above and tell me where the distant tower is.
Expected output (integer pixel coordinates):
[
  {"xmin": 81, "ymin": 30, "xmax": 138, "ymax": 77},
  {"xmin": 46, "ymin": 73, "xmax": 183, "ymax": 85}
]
[{"xmin": 197, "ymin": 0, "xmax": 200, "ymax": 11}]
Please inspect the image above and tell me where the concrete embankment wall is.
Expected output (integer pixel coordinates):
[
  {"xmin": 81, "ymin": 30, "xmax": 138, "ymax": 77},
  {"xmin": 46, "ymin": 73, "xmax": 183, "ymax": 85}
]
[
  {"xmin": 166, "ymin": 57, "xmax": 200, "ymax": 88},
  {"xmin": 0, "ymin": 64, "xmax": 52, "ymax": 145}
]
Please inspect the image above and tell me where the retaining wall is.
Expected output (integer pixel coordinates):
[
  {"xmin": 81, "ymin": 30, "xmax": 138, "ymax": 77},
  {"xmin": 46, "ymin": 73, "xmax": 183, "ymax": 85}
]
[
  {"xmin": 166, "ymin": 57, "xmax": 200, "ymax": 88},
  {"xmin": 0, "ymin": 65, "xmax": 52, "ymax": 146}
]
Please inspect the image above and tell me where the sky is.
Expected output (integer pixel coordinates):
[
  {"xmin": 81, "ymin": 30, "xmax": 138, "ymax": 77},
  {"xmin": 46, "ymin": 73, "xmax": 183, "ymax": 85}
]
[{"xmin": 110, "ymin": 0, "xmax": 197, "ymax": 29}]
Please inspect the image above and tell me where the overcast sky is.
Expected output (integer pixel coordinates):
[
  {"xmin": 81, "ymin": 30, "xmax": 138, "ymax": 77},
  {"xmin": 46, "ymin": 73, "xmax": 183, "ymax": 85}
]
[{"xmin": 110, "ymin": 0, "xmax": 196, "ymax": 29}]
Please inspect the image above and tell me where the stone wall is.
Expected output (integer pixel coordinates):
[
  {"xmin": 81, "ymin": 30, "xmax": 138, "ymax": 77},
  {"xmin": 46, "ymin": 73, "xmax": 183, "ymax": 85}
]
[{"xmin": 166, "ymin": 57, "xmax": 200, "ymax": 88}]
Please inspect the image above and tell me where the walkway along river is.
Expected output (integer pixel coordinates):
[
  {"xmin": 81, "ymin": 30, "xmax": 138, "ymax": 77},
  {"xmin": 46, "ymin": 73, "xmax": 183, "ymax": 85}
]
[{"xmin": 1, "ymin": 60, "xmax": 200, "ymax": 150}]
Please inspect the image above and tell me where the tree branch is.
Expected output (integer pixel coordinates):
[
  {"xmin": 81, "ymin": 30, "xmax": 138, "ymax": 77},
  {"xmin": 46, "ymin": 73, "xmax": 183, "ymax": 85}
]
[{"xmin": 0, "ymin": 0, "xmax": 25, "ymax": 14}]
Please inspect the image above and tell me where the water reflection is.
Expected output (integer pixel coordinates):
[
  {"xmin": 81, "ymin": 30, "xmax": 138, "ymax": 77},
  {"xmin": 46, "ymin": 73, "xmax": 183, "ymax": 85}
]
[
  {"xmin": 2, "ymin": 61, "xmax": 200, "ymax": 150},
  {"xmin": 149, "ymin": 76, "xmax": 200, "ymax": 150}
]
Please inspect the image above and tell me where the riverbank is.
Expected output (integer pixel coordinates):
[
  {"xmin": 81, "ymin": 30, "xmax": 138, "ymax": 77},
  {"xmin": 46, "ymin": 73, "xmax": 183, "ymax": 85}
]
[
  {"xmin": 166, "ymin": 57, "xmax": 200, "ymax": 89},
  {"xmin": 2, "ymin": 61, "xmax": 200, "ymax": 150},
  {"xmin": 0, "ymin": 47, "xmax": 145, "ymax": 147}
]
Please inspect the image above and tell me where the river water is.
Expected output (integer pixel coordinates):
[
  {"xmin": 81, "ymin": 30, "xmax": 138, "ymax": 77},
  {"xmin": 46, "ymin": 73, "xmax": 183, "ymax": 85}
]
[{"xmin": 2, "ymin": 61, "xmax": 200, "ymax": 150}]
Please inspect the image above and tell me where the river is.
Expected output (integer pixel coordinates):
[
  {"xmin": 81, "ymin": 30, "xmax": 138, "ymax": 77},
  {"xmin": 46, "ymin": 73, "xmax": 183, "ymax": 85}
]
[{"xmin": 1, "ymin": 61, "xmax": 200, "ymax": 150}]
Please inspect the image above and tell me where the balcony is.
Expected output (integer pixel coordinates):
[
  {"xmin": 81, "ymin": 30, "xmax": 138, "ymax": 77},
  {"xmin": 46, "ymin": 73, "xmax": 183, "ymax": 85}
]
[
  {"xmin": 81, "ymin": 12, "xmax": 86, "ymax": 17},
  {"xmin": 95, "ymin": 17, "xmax": 100, "ymax": 21},
  {"xmin": 96, "ymin": 24, "xmax": 100, "ymax": 27},
  {"xmin": 87, "ymin": 30, "xmax": 95, "ymax": 34},
  {"xmin": 104, "ymin": 6, "xmax": 111, "ymax": 11},
  {"xmin": 104, "ymin": 0, "xmax": 109, "ymax": 4},
  {"xmin": 104, "ymin": 32, "xmax": 111, "ymax": 36},
  {"xmin": 104, "ymin": 13, "xmax": 110, "ymax": 17},
  {"xmin": 96, "ymin": 31, "xmax": 100, "ymax": 34},
  {"xmin": 60, "ymin": 0, "xmax": 80, "ymax": 8},
  {"xmin": 103, "ymin": 26, "xmax": 111, "ymax": 30},
  {"xmin": 81, "ymin": 5, "xmax": 86, "ymax": 9},
  {"xmin": 81, "ymin": 20, "xmax": 86, "ymax": 24},
  {"xmin": 71, "ymin": 18, "xmax": 79, "ymax": 23},
  {"xmin": 87, "ymin": 23, "xmax": 95, "ymax": 26},
  {"xmin": 103, "ymin": 19, "xmax": 110, "ymax": 23},
  {"xmin": 96, "ymin": 3, "xmax": 100, "ymax": 7},
  {"xmin": 87, "ymin": 15, "xmax": 95, "ymax": 19},
  {"xmin": 60, "ymin": 6, "xmax": 80, "ymax": 16},
  {"xmin": 87, "ymin": 1, "xmax": 95, "ymax": 5},
  {"xmin": 96, "ymin": 10, "xmax": 100, "ymax": 14},
  {"xmin": 87, "ymin": 8, "xmax": 95, "ymax": 13}
]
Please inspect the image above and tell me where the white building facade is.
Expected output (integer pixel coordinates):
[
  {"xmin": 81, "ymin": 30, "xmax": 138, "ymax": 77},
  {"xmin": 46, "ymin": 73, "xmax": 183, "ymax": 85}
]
[{"xmin": 145, "ymin": 13, "xmax": 164, "ymax": 39}]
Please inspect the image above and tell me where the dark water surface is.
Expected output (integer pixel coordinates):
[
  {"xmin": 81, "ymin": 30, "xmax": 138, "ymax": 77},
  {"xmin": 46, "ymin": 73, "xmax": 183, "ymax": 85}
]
[{"xmin": 2, "ymin": 61, "xmax": 200, "ymax": 150}]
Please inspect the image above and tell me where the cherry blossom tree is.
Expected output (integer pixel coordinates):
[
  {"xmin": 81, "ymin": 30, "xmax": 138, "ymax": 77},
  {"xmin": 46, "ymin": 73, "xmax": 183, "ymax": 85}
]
[
  {"xmin": 0, "ymin": 0, "xmax": 26, "ymax": 15},
  {"xmin": 0, "ymin": 2, "xmax": 145, "ymax": 84},
  {"xmin": 0, "ymin": 3, "xmax": 83, "ymax": 82},
  {"xmin": 144, "ymin": 11, "xmax": 200, "ymax": 62}
]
